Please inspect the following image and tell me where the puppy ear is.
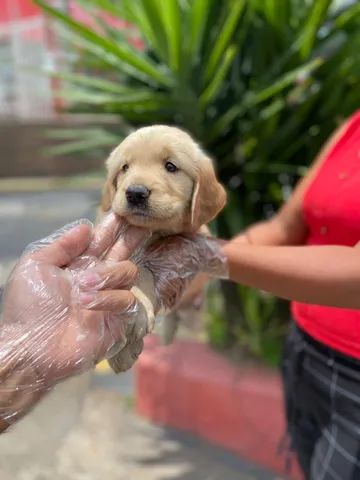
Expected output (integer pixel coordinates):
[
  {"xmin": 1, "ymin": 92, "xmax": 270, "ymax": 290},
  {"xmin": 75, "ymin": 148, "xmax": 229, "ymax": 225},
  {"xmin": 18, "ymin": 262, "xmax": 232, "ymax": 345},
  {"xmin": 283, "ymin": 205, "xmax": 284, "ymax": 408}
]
[
  {"xmin": 190, "ymin": 155, "xmax": 226, "ymax": 230},
  {"xmin": 100, "ymin": 176, "xmax": 115, "ymax": 213}
]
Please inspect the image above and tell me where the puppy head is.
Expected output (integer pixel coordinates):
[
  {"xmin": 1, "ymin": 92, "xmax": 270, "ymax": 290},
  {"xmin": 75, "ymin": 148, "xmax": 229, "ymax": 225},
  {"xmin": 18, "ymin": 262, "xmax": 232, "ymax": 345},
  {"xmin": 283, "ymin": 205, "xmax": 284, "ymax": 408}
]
[{"xmin": 101, "ymin": 125, "xmax": 226, "ymax": 233}]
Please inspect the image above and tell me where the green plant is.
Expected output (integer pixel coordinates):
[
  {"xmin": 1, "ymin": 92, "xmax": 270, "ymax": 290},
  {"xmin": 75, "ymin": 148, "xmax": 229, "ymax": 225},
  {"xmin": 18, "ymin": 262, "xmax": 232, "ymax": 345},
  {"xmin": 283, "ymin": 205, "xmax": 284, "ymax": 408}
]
[
  {"xmin": 36, "ymin": 0, "xmax": 360, "ymax": 364},
  {"xmin": 205, "ymin": 282, "xmax": 288, "ymax": 366}
]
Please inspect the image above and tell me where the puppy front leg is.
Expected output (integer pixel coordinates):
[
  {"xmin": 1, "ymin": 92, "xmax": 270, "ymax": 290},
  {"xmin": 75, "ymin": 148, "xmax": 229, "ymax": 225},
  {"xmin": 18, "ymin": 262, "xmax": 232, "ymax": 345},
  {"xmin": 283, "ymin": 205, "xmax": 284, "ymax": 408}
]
[{"xmin": 107, "ymin": 267, "xmax": 157, "ymax": 373}]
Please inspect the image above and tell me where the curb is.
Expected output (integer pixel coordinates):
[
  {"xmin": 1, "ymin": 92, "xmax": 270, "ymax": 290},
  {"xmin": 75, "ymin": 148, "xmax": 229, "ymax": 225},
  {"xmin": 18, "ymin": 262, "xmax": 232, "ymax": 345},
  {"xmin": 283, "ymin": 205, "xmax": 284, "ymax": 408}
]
[
  {"xmin": 96, "ymin": 360, "xmax": 112, "ymax": 374},
  {"xmin": 135, "ymin": 336, "xmax": 302, "ymax": 480}
]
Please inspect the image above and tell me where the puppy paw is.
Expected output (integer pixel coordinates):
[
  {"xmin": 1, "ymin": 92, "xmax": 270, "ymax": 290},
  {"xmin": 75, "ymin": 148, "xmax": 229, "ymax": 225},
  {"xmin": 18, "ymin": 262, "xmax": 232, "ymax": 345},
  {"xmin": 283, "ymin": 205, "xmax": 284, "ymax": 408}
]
[{"xmin": 107, "ymin": 338, "xmax": 144, "ymax": 373}]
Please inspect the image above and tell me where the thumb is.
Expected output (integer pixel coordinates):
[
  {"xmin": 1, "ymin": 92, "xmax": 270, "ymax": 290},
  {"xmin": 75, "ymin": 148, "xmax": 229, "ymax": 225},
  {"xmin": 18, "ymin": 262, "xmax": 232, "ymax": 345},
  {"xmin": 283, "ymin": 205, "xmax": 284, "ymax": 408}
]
[{"xmin": 29, "ymin": 222, "xmax": 92, "ymax": 267}]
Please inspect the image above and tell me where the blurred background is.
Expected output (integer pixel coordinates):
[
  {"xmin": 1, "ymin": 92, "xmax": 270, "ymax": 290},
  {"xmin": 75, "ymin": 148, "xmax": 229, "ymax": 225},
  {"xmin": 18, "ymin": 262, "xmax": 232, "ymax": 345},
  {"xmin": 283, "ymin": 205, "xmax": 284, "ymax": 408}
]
[{"xmin": 0, "ymin": 1, "xmax": 359, "ymax": 479}]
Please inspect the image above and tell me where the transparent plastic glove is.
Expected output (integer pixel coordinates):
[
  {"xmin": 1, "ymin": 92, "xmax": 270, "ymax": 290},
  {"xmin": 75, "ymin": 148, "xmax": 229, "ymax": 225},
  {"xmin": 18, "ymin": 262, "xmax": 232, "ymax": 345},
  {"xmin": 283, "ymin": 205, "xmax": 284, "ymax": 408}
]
[
  {"xmin": 137, "ymin": 234, "xmax": 228, "ymax": 313},
  {"xmin": 0, "ymin": 213, "xmax": 147, "ymax": 428}
]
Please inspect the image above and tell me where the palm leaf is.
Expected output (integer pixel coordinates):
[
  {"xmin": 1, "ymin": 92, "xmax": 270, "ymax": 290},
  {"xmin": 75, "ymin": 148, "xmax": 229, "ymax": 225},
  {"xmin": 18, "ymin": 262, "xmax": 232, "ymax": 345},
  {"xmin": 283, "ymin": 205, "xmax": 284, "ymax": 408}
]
[
  {"xmin": 58, "ymin": 88, "xmax": 174, "ymax": 112},
  {"xmin": 297, "ymin": 0, "xmax": 333, "ymax": 59},
  {"xmin": 44, "ymin": 129, "xmax": 121, "ymax": 156},
  {"xmin": 253, "ymin": 57, "xmax": 323, "ymax": 103},
  {"xmin": 203, "ymin": 0, "xmax": 246, "ymax": 84},
  {"xmin": 44, "ymin": 70, "xmax": 129, "ymax": 94},
  {"xmin": 335, "ymin": 2, "xmax": 360, "ymax": 29},
  {"xmin": 34, "ymin": 0, "xmax": 172, "ymax": 87},
  {"xmin": 200, "ymin": 44, "xmax": 237, "ymax": 107},
  {"xmin": 135, "ymin": 0, "xmax": 169, "ymax": 62},
  {"xmin": 46, "ymin": 127, "xmax": 123, "ymax": 140},
  {"xmin": 75, "ymin": 0, "xmax": 130, "ymax": 20},
  {"xmin": 159, "ymin": 0, "xmax": 182, "ymax": 73},
  {"xmin": 187, "ymin": 0, "xmax": 213, "ymax": 62}
]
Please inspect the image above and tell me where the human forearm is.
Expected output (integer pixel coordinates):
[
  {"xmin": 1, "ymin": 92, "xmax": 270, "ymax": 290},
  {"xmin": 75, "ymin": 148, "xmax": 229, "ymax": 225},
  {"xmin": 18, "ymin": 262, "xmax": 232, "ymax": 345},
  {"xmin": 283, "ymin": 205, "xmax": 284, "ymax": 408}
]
[
  {"xmin": 0, "ymin": 336, "xmax": 47, "ymax": 431},
  {"xmin": 233, "ymin": 215, "xmax": 308, "ymax": 247},
  {"xmin": 222, "ymin": 242, "xmax": 360, "ymax": 309}
]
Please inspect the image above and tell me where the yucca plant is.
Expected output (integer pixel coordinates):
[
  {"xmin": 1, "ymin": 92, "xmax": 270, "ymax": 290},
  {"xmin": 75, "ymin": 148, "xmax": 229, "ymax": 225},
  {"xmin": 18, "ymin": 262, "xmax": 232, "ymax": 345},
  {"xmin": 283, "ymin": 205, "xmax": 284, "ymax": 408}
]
[{"xmin": 35, "ymin": 0, "xmax": 360, "ymax": 364}]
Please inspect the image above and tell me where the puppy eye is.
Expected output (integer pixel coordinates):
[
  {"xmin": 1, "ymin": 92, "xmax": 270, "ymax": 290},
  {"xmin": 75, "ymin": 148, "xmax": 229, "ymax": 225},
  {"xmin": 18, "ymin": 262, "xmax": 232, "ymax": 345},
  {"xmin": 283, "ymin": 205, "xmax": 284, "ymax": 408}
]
[
  {"xmin": 122, "ymin": 164, "xmax": 129, "ymax": 173},
  {"xmin": 165, "ymin": 161, "xmax": 178, "ymax": 173}
]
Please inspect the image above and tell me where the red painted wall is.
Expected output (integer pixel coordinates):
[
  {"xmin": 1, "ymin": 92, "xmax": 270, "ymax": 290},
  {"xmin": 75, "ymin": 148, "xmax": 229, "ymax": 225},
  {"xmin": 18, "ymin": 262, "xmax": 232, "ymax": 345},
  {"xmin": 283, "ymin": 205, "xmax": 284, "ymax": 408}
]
[{"xmin": 0, "ymin": 0, "xmax": 41, "ymax": 24}]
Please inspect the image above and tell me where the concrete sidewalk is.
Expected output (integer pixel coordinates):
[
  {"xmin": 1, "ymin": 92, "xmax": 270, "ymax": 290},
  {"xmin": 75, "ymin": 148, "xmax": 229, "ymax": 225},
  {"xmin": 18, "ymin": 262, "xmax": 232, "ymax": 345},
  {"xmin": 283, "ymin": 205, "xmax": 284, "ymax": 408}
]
[
  {"xmin": 0, "ymin": 381, "xmax": 280, "ymax": 480},
  {"xmin": 0, "ymin": 190, "xmax": 99, "ymax": 262}
]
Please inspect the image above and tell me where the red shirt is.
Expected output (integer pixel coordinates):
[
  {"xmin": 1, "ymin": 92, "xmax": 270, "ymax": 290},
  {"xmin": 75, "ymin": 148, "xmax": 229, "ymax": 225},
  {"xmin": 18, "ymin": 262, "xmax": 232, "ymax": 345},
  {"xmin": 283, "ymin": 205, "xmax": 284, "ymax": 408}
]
[{"xmin": 292, "ymin": 110, "xmax": 360, "ymax": 359}]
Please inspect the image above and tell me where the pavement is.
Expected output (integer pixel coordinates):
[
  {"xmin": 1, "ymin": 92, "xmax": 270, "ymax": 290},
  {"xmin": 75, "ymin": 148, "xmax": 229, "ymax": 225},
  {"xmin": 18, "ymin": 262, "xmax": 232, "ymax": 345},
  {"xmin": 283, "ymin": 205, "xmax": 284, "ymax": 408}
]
[
  {"xmin": 0, "ymin": 190, "xmax": 282, "ymax": 480},
  {"xmin": 0, "ymin": 190, "xmax": 100, "ymax": 262}
]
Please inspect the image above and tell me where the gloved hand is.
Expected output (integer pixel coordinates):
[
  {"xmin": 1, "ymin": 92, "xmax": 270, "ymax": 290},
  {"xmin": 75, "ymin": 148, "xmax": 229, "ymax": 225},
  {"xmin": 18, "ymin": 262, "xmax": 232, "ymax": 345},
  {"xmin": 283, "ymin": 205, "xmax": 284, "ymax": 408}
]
[
  {"xmin": 137, "ymin": 234, "xmax": 229, "ymax": 313},
  {"xmin": 0, "ymin": 213, "xmax": 147, "ymax": 428}
]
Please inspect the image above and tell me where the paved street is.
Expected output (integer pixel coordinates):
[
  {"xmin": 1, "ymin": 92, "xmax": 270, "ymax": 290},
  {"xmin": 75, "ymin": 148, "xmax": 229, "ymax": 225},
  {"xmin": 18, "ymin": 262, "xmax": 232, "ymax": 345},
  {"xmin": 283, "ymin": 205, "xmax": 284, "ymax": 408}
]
[
  {"xmin": 0, "ymin": 190, "xmax": 100, "ymax": 262},
  {"xmin": 0, "ymin": 190, "xmax": 281, "ymax": 480},
  {"xmin": 0, "ymin": 386, "xmax": 281, "ymax": 480}
]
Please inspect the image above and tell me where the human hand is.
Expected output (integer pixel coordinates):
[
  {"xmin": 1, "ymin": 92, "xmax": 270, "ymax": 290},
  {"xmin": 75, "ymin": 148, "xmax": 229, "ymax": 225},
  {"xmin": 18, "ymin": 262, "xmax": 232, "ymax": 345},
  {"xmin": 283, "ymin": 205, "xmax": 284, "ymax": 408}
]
[
  {"xmin": 136, "ymin": 234, "xmax": 228, "ymax": 312},
  {"xmin": 0, "ymin": 213, "xmax": 147, "ymax": 426}
]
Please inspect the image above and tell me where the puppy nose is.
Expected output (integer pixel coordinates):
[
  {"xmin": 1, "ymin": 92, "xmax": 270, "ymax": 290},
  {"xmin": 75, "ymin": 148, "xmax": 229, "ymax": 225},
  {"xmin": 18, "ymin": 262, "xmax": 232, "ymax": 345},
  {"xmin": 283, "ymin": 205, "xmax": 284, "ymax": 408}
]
[{"xmin": 126, "ymin": 184, "xmax": 150, "ymax": 206}]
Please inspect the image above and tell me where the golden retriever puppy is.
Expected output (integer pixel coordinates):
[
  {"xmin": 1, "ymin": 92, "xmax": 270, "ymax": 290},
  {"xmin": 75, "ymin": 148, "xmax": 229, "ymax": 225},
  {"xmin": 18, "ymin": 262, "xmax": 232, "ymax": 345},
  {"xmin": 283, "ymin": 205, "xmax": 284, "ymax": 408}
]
[{"xmin": 100, "ymin": 125, "xmax": 226, "ymax": 372}]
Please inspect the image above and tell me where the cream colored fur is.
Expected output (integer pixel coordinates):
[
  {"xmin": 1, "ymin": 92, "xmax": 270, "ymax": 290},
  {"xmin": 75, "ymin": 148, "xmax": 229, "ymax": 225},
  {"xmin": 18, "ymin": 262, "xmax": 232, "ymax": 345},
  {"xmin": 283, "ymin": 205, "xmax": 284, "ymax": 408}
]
[{"xmin": 99, "ymin": 125, "xmax": 226, "ymax": 372}]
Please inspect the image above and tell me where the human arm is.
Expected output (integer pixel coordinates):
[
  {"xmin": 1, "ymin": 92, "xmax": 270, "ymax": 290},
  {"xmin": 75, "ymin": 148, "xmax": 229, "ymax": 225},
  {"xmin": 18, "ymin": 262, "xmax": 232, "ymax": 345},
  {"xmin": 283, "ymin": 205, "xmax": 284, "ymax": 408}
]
[
  {"xmin": 222, "ymin": 241, "xmax": 360, "ymax": 309},
  {"xmin": 140, "ymin": 231, "xmax": 360, "ymax": 312}
]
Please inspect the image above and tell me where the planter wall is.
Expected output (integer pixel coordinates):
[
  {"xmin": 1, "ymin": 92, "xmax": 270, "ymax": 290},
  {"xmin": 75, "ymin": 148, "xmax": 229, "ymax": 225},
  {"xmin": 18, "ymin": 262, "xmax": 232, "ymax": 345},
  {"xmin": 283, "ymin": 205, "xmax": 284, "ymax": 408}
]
[
  {"xmin": 0, "ymin": 116, "xmax": 118, "ymax": 177},
  {"xmin": 135, "ymin": 336, "xmax": 302, "ymax": 480}
]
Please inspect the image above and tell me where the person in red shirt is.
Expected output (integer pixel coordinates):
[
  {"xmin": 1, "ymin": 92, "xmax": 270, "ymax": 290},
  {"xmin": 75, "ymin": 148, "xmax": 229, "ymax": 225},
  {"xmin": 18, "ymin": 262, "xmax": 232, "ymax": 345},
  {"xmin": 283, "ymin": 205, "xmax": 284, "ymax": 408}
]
[{"xmin": 142, "ymin": 110, "xmax": 360, "ymax": 480}]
